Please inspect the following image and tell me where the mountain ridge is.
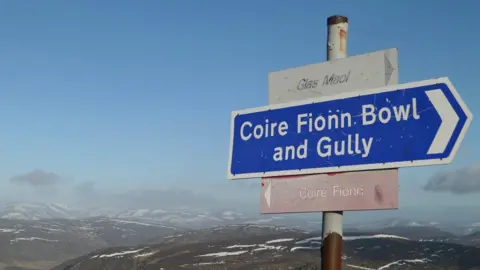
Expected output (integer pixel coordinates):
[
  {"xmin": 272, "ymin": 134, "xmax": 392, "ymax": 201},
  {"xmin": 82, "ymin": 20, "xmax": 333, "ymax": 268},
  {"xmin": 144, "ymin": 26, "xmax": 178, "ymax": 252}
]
[{"xmin": 52, "ymin": 224, "xmax": 480, "ymax": 270}]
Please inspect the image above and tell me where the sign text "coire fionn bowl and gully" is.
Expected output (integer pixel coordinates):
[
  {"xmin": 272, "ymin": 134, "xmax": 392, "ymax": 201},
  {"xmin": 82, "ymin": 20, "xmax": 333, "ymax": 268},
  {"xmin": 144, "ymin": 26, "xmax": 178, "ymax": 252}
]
[{"xmin": 238, "ymin": 98, "xmax": 420, "ymax": 161}]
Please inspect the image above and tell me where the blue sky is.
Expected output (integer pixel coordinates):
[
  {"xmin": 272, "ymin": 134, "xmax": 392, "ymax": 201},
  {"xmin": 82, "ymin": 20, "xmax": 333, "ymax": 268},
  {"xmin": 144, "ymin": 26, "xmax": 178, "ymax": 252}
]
[{"xmin": 0, "ymin": 1, "xmax": 478, "ymax": 208}]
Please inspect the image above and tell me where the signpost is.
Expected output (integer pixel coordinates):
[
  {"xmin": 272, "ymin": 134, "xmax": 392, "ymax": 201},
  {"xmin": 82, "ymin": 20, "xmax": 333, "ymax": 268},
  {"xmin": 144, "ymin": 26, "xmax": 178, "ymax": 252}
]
[
  {"xmin": 260, "ymin": 170, "xmax": 399, "ymax": 214},
  {"xmin": 227, "ymin": 77, "xmax": 472, "ymax": 180},
  {"xmin": 227, "ymin": 14, "xmax": 473, "ymax": 270},
  {"xmin": 265, "ymin": 18, "xmax": 400, "ymax": 270},
  {"xmin": 268, "ymin": 48, "xmax": 398, "ymax": 104}
]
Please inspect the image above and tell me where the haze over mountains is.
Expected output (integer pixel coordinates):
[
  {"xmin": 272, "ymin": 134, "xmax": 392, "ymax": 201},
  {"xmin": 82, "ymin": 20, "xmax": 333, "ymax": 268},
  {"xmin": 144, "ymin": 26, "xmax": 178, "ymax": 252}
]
[
  {"xmin": 3, "ymin": 169, "xmax": 480, "ymax": 269},
  {"xmin": 53, "ymin": 224, "xmax": 480, "ymax": 270},
  {"xmin": 2, "ymin": 186, "xmax": 479, "ymax": 231},
  {"xmin": 0, "ymin": 192, "xmax": 476, "ymax": 270},
  {"xmin": 2, "ymin": 169, "xmax": 480, "ymax": 269},
  {"xmin": 0, "ymin": 206, "xmax": 479, "ymax": 269}
]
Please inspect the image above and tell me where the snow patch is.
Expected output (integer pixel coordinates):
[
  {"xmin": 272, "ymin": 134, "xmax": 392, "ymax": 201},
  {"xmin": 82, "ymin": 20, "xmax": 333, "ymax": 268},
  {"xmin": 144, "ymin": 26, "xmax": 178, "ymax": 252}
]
[
  {"xmin": 2, "ymin": 212, "xmax": 28, "ymax": 219},
  {"xmin": 266, "ymin": 238, "xmax": 295, "ymax": 244},
  {"xmin": 291, "ymin": 246, "xmax": 321, "ymax": 251},
  {"xmin": 222, "ymin": 211, "xmax": 235, "ymax": 216},
  {"xmin": 111, "ymin": 219, "xmax": 177, "ymax": 229},
  {"xmin": 131, "ymin": 209, "xmax": 150, "ymax": 217},
  {"xmin": 180, "ymin": 261, "xmax": 225, "ymax": 267},
  {"xmin": 407, "ymin": 221, "xmax": 424, "ymax": 227},
  {"xmin": 10, "ymin": 237, "xmax": 59, "ymax": 243},
  {"xmin": 344, "ymin": 234, "xmax": 409, "ymax": 241},
  {"xmin": 91, "ymin": 248, "xmax": 144, "ymax": 258},
  {"xmin": 295, "ymin": 234, "xmax": 408, "ymax": 245},
  {"xmin": 252, "ymin": 244, "xmax": 286, "ymax": 252},
  {"xmin": 196, "ymin": 251, "xmax": 248, "ymax": 257},
  {"xmin": 225, "ymin": 244, "xmax": 257, "ymax": 249},
  {"xmin": 0, "ymin": 228, "xmax": 23, "ymax": 233},
  {"xmin": 31, "ymin": 226, "xmax": 66, "ymax": 233},
  {"xmin": 134, "ymin": 251, "xmax": 156, "ymax": 258},
  {"xmin": 164, "ymin": 234, "xmax": 183, "ymax": 239},
  {"xmin": 295, "ymin": 236, "xmax": 322, "ymax": 244},
  {"xmin": 378, "ymin": 258, "xmax": 430, "ymax": 269},
  {"xmin": 347, "ymin": 265, "xmax": 375, "ymax": 270}
]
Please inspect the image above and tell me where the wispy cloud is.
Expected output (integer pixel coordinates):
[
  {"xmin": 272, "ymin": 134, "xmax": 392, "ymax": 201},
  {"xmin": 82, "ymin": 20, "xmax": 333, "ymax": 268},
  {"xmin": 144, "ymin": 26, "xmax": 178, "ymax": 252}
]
[
  {"xmin": 423, "ymin": 164, "xmax": 480, "ymax": 194},
  {"xmin": 7, "ymin": 170, "xmax": 253, "ymax": 210},
  {"xmin": 10, "ymin": 169, "xmax": 61, "ymax": 187}
]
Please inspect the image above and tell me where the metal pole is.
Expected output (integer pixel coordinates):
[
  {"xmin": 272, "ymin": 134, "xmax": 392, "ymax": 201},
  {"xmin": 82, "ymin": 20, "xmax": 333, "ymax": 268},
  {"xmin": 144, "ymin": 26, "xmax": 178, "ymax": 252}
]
[{"xmin": 321, "ymin": 15, "xmax": 348, "ymax": 270}]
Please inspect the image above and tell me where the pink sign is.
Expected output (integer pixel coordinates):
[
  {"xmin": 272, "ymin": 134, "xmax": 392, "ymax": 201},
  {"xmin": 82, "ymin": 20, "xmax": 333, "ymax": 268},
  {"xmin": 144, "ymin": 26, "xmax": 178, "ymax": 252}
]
[{"xmin": 260, "ymin": 170, "xmax": 398, "ymax": 214}]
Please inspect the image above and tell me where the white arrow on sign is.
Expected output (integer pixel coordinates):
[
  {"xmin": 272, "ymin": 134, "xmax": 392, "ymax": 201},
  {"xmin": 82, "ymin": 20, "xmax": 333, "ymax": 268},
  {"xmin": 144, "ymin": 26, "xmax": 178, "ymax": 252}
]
[
  {"xmin": 426, "ymin": 89, "xmax": 460, "ymax": 155},
  {"xmin": 268, "ymin": 48, "xmax": 399, "ymax": 104},
  {"xmin": 229, "ymin": 77, "xmax": 472, "ymax": 180},
  {"xmin": 264, "ymin": 180, "xmax": 272, "ymax": 208},
  {"xmin": 384, "ymin": 53, "xmax": 395, "ymax": 85}
]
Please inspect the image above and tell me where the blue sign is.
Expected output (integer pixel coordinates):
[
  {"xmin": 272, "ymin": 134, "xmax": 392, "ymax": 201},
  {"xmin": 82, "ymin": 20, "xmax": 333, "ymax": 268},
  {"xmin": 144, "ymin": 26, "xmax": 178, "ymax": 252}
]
[{"xmin": 228, "ymin": 77, "xmax": 472, "ymax": 180}]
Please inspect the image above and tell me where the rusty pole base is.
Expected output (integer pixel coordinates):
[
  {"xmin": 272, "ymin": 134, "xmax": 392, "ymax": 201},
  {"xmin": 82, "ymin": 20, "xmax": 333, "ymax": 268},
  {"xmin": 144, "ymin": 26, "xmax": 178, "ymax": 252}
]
[{"xmin": 321, "ymin": 232, "xmax": 343, "ymax": 270}]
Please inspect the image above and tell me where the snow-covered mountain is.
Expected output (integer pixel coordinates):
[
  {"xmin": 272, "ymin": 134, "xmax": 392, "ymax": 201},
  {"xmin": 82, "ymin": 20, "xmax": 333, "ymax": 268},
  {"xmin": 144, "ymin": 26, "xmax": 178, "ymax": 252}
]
[
  {"xmin": 0, "ymin": 202, "xmax": 87, "ymax": 220},
  {"xmin": 0, "ymin": 207, "xmax": 477, "ymax": 269},
  {"xmin": 0, "ymin": 202, "xmax": 269, "ymax": 229},
  {"xmin": 53, "ymin": 224, "xmax": 480, "ymax": 270},
  {"xmin": 345, "ymin": 217, "xmax": 480, "ymax": 237},
  {"xmin": 2, "ymin": 202, "xmax": 480, "ymax": 237},
  {"xmin": 0, "ymin": 216, "xmax": 179, "ymax": 269}
]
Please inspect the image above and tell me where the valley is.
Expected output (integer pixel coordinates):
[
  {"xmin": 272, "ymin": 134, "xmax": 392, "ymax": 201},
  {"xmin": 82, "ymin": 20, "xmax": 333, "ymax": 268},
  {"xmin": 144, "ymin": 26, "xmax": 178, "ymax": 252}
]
[{"xmin": 0, "ymin": 202, "xmax": 478, "ymax": 269}]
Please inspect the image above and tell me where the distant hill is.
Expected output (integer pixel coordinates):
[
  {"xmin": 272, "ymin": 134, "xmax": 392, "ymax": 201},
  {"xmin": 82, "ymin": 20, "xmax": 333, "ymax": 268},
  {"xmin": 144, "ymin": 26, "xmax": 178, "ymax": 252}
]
[
  {"xmin": 53, "ymin": 224, "xmax": 480, "ymax": 270},
  {"xmin": 0, "ymin": 217, "xmax": 179, "ymax": 269},
  {"xmin": 0, "ymin": 202, "xmax": 479, "ymax": 269},
  {"xmin": 377, "ymin": 225, "xmax": 456, "ymax": 239},
  {"xmin": 469, "ymin": 231, "xmax": 480, "ymax": 237}
]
